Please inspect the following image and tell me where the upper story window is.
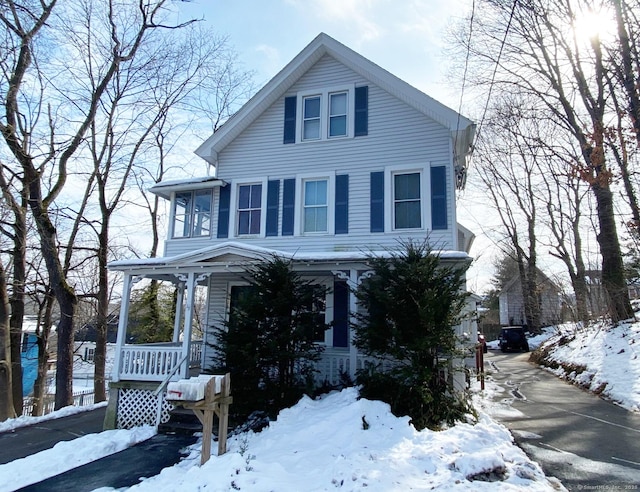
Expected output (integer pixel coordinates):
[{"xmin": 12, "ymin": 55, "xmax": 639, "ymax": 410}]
[
  {"xmin": 284, "ymin": 86, "xmax": 368, "ymax": 144},
  {"xmin": 237, "ymin": 183, "xmax": 262, "ymax": 235},
  {"xmin": 303, "ymin": 96, "xmax": 321, "ymax": 140},
  {"xmin": 303, "ymin": 179, "xmax": 328, "ymax": 233},
  {"xmin": 173, "ymin": 190, "xmax": 212, "ymax": 238},
  {"xmin": 329, "ymin": 91, "xmax": 348, "ymax": 137},
  {"xmin": 393, "ymin": 172, "xmax": 421, "ymax": 229},
  {"xmin": 370, "ymin": 164, "xmax": 448, "ymax": 233}
]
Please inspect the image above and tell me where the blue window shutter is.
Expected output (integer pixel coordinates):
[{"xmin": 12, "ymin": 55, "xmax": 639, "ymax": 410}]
[
  {"xmin": 282, "ymin": 178, "xmax": 295, "ymax": 236},
  {"xmin": 333, "ymin": 280, "xmax": 349, "ymax": 347},
  {"xmin": 370, "ymin": 171, "xmax": 384, "ymax": 232},
  {"xmin": 431, "ymin": 166, "xmax": 447, "ymax": 230},
  {"xmin": 335, "ymin": 174, "xmax": 349, "ymax": 234},
  {"xmin": 283, "ymin": 96, "xmax": 296, "ymax": 144},
  {"xmin": 217, "ymin": 184, "xmax": 231, "ymax": 238},
  {"xmin": 266, "ymin": 180, "xmax": 280, "ymax": 236},
  {"xmin": 354, "ymin": 86, "xmax": 368, "ymax": 137}
]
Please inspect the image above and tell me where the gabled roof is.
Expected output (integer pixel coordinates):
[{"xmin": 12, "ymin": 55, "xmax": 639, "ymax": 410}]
[
  {"xmin": 500, "ymin": 269, "xmax": 560, "ymax": 296},
  {"xmin": 194, "ymin": 33, "xmax": 475, "ymax": 173}
]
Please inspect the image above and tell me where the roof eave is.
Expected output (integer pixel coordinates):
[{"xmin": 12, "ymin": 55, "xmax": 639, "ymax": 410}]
[{"xmin": 194, "ymin": 33, "xmax": 477, "ymax": 160}]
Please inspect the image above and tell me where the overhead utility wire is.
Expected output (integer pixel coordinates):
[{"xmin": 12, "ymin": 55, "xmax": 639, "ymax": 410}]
[
  {"xmin": 474, "ymin": 0, "xmax": 519, "ymax": 144},
  {"xmin": 454, "ymin": 0, "xmax": 476, "ymax": 191}
]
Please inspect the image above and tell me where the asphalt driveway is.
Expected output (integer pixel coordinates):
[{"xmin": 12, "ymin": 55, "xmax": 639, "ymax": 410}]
[
  {"xmin": 485, "ymin": 351, "xmax": 640, "ymax": 488},
  {"xmin": 0, "ymin": 406, "xmax": 197, "ymax": 491},
  {"xmin": 0, "ymin": 406, "xmax": 107, "ymax": 464}
]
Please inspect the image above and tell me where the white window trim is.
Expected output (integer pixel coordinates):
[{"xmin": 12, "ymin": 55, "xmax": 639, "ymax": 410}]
[
  {"xmin": 170, "ymin": 189, "xmax": 214, "ymax": 239},
  {"xmin": 296, "ymin": 84, "xmax": 355, "ymax": 143},
  {"xmin": 226, "ymin": 281, "xmax": 251, "ymax": 323},
  {"xmin": 294, "ymin": 172, "xmax": 336, "ymax": 236},
  {"xmin": 305, "ymin": 277, "xmax": 333, "ymax": 346},
  {"xmin": 230, "ymin": 178, "xmax": 268, "ymax": 238},
  {"xmin": 384, "ymin": 163, "xmax": 431, "ymax": 232},
  {"xmin": 322, "ymin": 285, "xmax": 334, "ymax": 346}
]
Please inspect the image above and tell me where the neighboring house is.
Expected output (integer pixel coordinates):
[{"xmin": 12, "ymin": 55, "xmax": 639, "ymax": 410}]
[
  {"xmin": 105, "ymin": 33, "xmax": 476, "ymax": 429},
  {"xmin": 21, "ymin": 316, "xmax": 40, "ymax": 397},
  {"xmin": 73, "ymin": 315, "xmax": 120, "ymax": 385},
  {"xmin": 499, "ymin": 271, "xmax": 562, "ymax": 328}
]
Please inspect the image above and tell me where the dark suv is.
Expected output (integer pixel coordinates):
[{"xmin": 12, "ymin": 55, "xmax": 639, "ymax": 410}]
[{"xmin": 499, "ymin": 326, "xmax": 529, "ymax": 352}]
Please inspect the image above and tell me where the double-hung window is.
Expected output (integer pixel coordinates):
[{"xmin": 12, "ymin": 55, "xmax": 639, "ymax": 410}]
[
  {"xmin": 303, "ymin": 96, "xmax": 321, "ymax": 140},
  {"xmin": 173, "ymin": 190, "xmax": 212, "ymax": 238},
  {"xmin": 393, "ymin": 172, "xmax": 422, "ymax": 229},
  {"xmin": 329, "ymin": 91, "xmax": 348, "ymax": 137},
  {"xmin": 237, "ymin": 183, "xmax": 262, "ymax": 235},
  {"xmin": 303, "ymin": 179, "xmax": 328, "ymax": 233}
]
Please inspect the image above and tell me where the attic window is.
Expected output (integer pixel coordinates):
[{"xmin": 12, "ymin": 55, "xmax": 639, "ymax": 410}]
[{"xmin": 284, "ymin": 85, "xmax": 368, "ymax": 144}]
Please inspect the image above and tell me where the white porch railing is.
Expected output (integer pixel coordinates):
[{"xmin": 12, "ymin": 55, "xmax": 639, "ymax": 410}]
[
  {"xmin": 119, "ymin": 345, "xmax": 183, "ymax": 381},
  {"xmin": 190, "ymin": 340, "xmax": 203, "ymax": 368},
  {"xmin": 118, "ymin": 340, "xmax": 203, "ymax": 382}
]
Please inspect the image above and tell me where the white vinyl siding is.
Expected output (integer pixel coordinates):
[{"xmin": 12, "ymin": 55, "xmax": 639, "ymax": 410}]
[{"xmin": 163, "ymin": 55, "xmax": 455, "ymax": 258}]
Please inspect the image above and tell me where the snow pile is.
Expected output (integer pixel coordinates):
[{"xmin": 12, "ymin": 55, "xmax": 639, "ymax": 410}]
[
  {"xmin": 0, "ymin": 401, "xmax": 107, "ymax": 433},
  {"xmin": 536, "ymin": 321, "xmax": 640, "ymax": 412},
  {"xmin": 0, "ymin": 424, "xmax": 156, "ymax": 491},
  {"xmin": 118, "ymin": 387, "xmax": 555, "ymax": 491}
]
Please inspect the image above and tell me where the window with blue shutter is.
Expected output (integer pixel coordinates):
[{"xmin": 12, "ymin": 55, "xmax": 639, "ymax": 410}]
[
  {"xmin": 266, "ymin": 180, "xmax": 280, "ymax": 236},
  {"xmin": 282, "ymin": 178, "xmax": 295, "ymax": 236},
  {"xmin": 431, "ymin": 166, "xmax": 447, "ymax": 230},
  {"xmin": 370, "ymin": 171, "xmax": 384, "ymax": 232},
  {"xmin": 283, "ymin": 96, "xmax": 296, "ymax": 144},
  {"xmin": 217, "ymin": 184, "xmax": 231, "ymax": 238},
  {"xmin": 333, "ymin": 280, "xmax": 349, "ymax": 347},
  {"xmin": 335, "ymin": 174, "xmax": 349, "ymax": 234},
  {"xmin": 354, "ymin": 86, "xmax": 368, "ymax": 137}
]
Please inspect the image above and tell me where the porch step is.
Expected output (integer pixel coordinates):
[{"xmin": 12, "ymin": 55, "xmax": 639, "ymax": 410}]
[{"xmin": 158, "ymin": 406, "xmax": 203, "ymax": 436}]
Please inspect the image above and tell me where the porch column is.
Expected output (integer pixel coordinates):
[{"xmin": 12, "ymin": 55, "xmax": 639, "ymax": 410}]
[
  {"xmin": 349, "ymin": 269, "xmax": 358, "ymax": 380},
  {"xmin": 181, "ymin": 272, "xmax": 196, "ymax": 378},
  {"xmin": 112, "ymin": 273, "xmax": 134, "ymax": 383},
  {"xmin": 173, "ymin": 282, "xmax": 185, "ymax": 343}
]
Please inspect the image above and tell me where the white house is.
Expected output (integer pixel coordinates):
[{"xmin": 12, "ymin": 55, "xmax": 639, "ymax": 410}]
[{"xmin": 105, "ymin": 33, "xmax": 476, "ymax": 429}]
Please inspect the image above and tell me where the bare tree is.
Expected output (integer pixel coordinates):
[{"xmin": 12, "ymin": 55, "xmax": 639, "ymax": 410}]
[
  {"xmin": 0, "ymin": 0, "xmax": 197, "ymax": 409},
  {"xmin": 0, "ymin": 256, "xmax": 14, "ymax": 421},
  {"xmin": 458, "ymin": 0, "xmax": 634, "ymax": 321},
  {"xmin": 475, "ymin": 98, "xmax": 545, "ymax": 331}
]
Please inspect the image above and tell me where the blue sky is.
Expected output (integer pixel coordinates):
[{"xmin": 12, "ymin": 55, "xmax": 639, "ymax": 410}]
[
  {"xmin": 173, "ymin": 0, "xmax": 495, "ymax": 291},
  {"xmin": 179, "ymin": 0, "xmax": 472, "ymax": 111}
]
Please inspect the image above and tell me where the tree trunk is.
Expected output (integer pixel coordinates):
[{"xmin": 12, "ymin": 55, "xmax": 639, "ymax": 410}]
[
  {"xmin": 9, "ymin": 198, "xmax": 27, "ymax": 416},
  {"xmin": 32, "ymin": 293, "xmax": 54, "ymax": 416},
  {"xmin": 593, "ymin": 181, "xmax": 633, "ymax": 321},
  {"xmin": 0, "ymin": 260, "xmax": 15, "ymax": 422},
  {"xmin": 94, "ymin": 225, "xmax": 109, "ymax": 403},
  {"xmin": 27, "ymin": 179, "xmax": 77, "ymax": 410}
]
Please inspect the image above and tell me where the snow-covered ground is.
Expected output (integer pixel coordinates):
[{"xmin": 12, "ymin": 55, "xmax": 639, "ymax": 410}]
[
  {"xmin": 0, "ymin": 388, "xmax": 559, "ymax": 491},
  {"xmin": 533, "ymin": 320, "xmax": 640, "ymax": 412},
  {"xmin": 2, "ymin": 320, "xmax": 639, "ymax": 491}
]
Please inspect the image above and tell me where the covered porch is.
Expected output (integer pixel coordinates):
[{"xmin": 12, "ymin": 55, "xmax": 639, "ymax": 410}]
[{"xmin": 104, "ymin": 242, "xmax": 368, "ymax": 429}]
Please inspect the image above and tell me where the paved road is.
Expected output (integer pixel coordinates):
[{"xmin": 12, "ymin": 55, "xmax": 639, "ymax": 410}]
[
  {"xmin": 0, "ymin": 406, "xmax": 107, "ymax": 464},
  {"xmin": 485, "ymin": 350, "xmax": 640, "ymax": 489}
]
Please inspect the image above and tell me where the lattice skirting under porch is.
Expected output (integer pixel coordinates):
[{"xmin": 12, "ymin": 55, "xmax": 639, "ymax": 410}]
[{"xmin": 116, "ymin": 387, "xmax": 174, "ymax": 429}]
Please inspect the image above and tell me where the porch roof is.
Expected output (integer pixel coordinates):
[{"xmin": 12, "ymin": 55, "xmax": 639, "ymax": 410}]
[{"xmin": 109, "ymin": 241, "xmax": 471, "ymax": 276}]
